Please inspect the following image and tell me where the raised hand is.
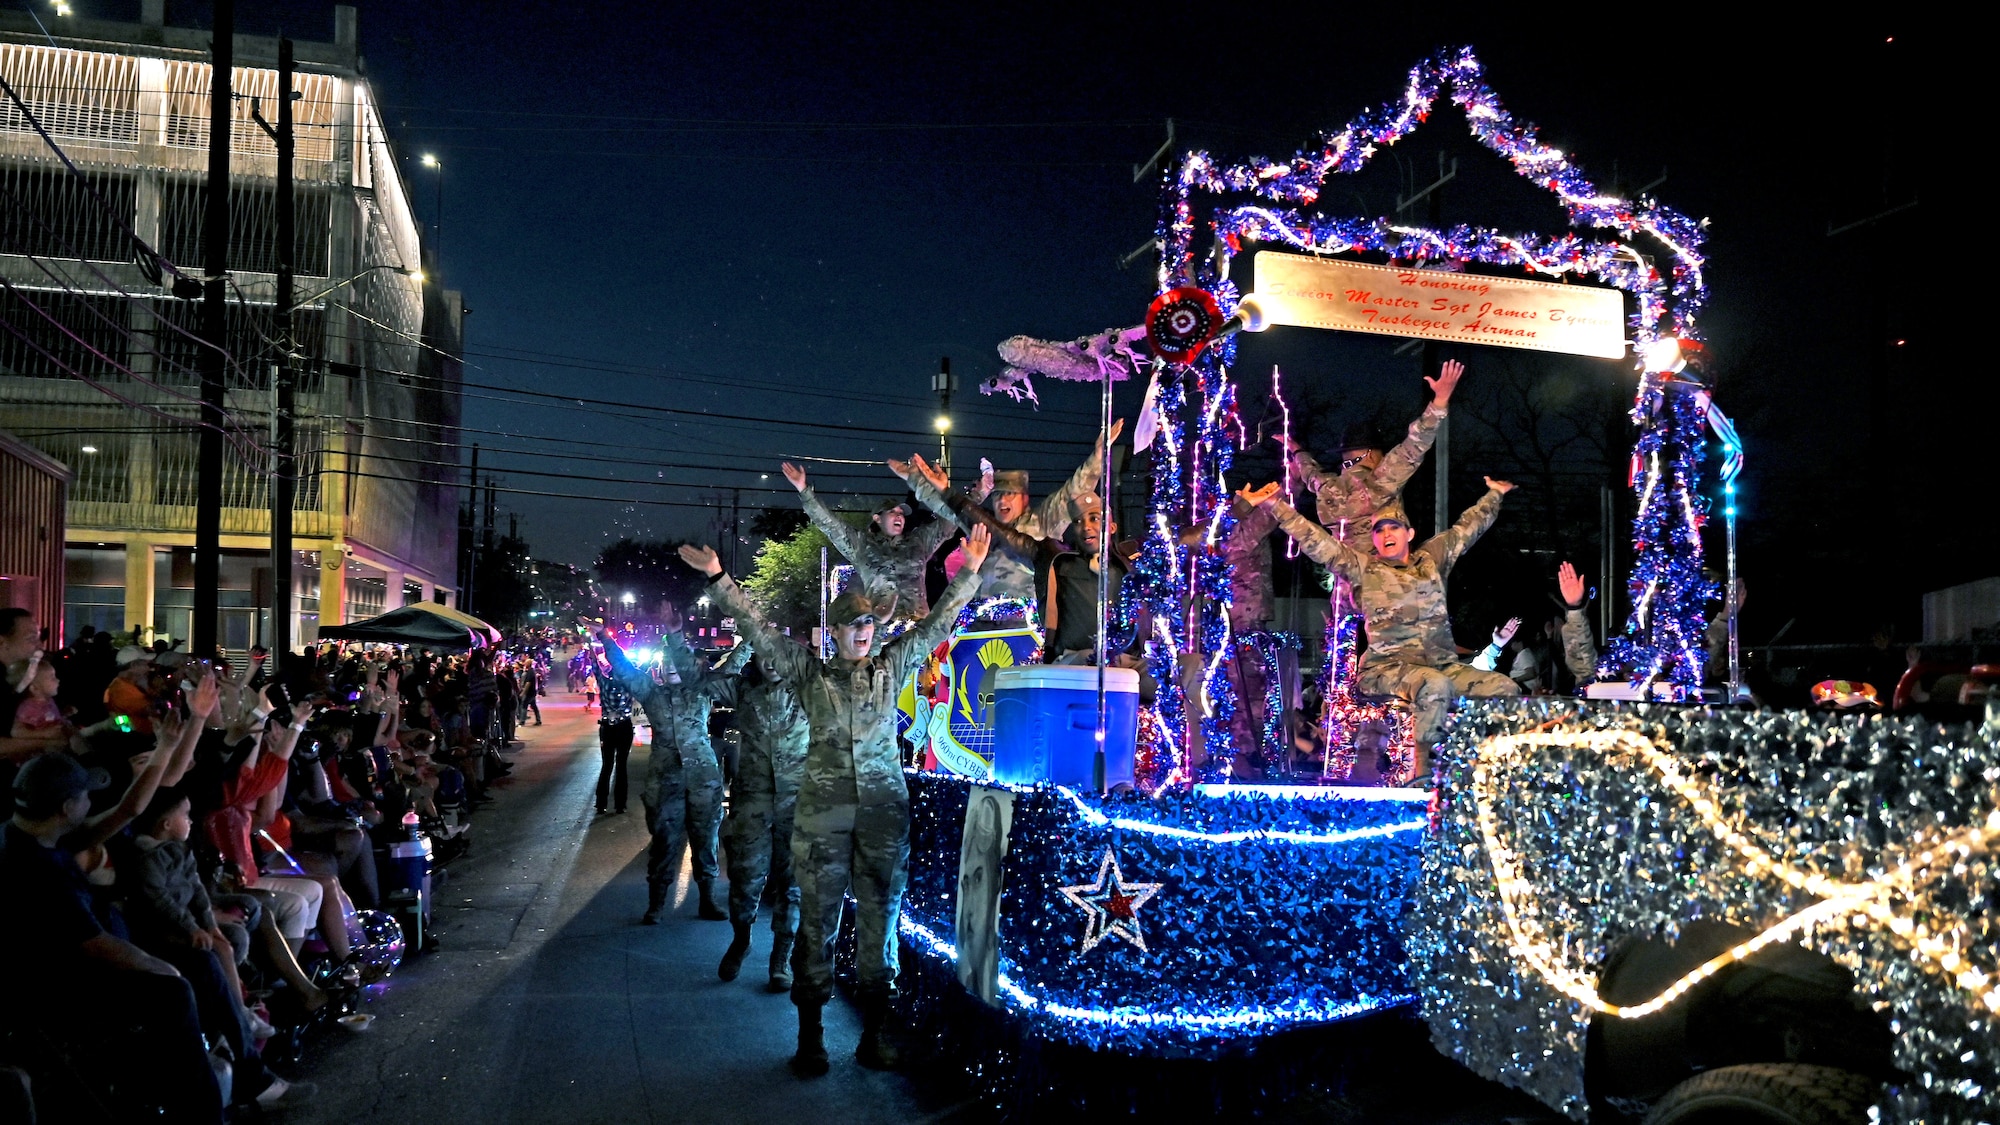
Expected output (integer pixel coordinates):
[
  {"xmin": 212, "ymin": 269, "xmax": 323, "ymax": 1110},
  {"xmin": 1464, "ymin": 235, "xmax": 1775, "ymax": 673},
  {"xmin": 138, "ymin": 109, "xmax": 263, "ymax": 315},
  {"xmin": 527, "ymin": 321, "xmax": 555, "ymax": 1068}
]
[
  {"xmin": 1236, "ymin": 481, "xmax": 1283, "ymax": 508},
  {"xmin": 1492, "ymin": 617, "xmax": 1521, "ymax": 647},
  {"xmin": 886, "ymin": 457, "xmax": 914, "ymax": 482},
  {"xmin": 1427, "ymin": 358, "xmax": 1465, "ymax": 406},
  {"xmin": 1093, "ymin": 417, "xmax": 1127, "ymax": 457},
  {"xmin": 291, "ymin": 697, "xmax": 315, "ymax": 726},
  {"xmin": 1558, "ymin": 562, "xmax": 1587, "ymax": 609},
  {"xmin": 188, "ymin": 669, "xmax": 219, "ymax": 719},
  {"xmin": 781, "ymin": 462, "xmax": 808, "ymax": 492},
  {"xmin": 909, "ymin": 454, "xmax": 949, "ymax": 493},
  {"xmin": 960, "ymin": 524, "xmax": 992, "ymax": 572},
  {"xmin": 1484, "ymin": 476, "xmax": 1516, "ymax": 495},
  {"xmin": 1272, "ymin": 431, "xmax": 1300, "ymax": 454},
  {"xmin": 677, "ymin": 543, "xmax": 723, "ymax": 577}
]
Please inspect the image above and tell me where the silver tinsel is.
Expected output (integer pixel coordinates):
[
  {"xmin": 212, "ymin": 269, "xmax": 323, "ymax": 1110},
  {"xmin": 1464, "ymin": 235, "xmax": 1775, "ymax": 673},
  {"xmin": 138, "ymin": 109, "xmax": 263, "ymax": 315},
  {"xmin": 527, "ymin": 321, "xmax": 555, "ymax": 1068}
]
[{"xmin": 1408, "ymin": 698, "xmax": 1999, "ymax": 1124}]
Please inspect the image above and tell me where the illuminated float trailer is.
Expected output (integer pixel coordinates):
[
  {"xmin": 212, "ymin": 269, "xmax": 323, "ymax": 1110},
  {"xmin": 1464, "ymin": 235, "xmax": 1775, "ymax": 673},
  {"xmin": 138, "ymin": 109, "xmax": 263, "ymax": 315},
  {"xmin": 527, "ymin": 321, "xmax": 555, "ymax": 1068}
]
[{"xmin": 876, "ymin": 49, "xmax": 1989, "ymax": 1125}]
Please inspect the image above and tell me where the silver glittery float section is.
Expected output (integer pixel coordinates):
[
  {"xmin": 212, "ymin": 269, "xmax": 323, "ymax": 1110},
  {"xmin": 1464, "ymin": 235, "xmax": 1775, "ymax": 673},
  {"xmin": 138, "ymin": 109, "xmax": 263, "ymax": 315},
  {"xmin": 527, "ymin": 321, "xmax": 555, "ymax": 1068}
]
[{"xmin": 1407, "ymin": 698, "xmax": 1998, "ymax": 1124}]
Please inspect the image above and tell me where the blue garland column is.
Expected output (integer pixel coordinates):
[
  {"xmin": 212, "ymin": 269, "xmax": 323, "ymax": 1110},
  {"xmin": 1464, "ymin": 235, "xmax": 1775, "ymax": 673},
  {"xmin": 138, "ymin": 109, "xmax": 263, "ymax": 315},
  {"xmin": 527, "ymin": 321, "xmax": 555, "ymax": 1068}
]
[{"xmin": 1602, "ymin": 372, "xmax": 1718, "ymax": 697}]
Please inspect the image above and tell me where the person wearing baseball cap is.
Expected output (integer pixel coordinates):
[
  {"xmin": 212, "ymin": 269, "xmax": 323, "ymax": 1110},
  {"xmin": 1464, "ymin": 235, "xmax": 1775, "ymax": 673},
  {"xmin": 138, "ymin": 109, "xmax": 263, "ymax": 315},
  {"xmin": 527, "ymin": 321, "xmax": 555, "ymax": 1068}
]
[
  {"xmin": 4, "ymin": 750, "xmax": 227, "ymax": 1118},
  {"xmin": 106, "ymin": 644, "xmax": 157, "ymax": 735},
  {"xmin": 781, "ymin": 462, "xmax": 963, "ymax": 619},
  {"xmin": 917, "ymin": 419, "xmax": 1123, "ymax": 603},
  {"xmin": 1240, "ymin": 466, "xmax": 1520, "ymax": 783},
  {"xmin": 679, "ymin": 522, "xmax": 994, "ymax": 1077}
]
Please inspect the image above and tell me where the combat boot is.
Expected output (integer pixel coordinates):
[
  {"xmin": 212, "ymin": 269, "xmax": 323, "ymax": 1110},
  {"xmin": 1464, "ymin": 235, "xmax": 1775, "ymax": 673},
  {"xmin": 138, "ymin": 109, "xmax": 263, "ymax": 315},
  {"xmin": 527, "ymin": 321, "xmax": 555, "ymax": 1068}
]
[
  {"xmin": 718, "ymin": 922, "xmax": 752, "ymax": 981},
  {"xmin": 854, "ymin": 990, "xmax": 903, "ymax": 1071},
  {"xmin": 696, "ymin": 881, "xmax": 728, "ymax": 921},
  {"xmin": 641, "ymin": 890, "xmax": 665, "ymax": 926},
  {"xmin": 767, "ymin": 935, "xmax": 794, "ymax": 993},
  {"xmin": 789, "ymin": 1000, "xmax": 829, "ymax": 1078}
]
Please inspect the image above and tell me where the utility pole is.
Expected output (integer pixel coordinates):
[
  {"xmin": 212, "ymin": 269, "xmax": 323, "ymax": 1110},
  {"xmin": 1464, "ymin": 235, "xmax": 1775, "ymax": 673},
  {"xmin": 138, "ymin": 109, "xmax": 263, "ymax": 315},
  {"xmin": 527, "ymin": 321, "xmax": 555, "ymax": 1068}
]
[
  {"xmin": 254, "ymin": 37, "xmax": 296, "ymax": 657},
  {"xmin": 933, "ymin": 356, "xmax": 954, "ymax": 476},
  {"xmin": 463, "ymin": 444, "xmax": 479, "ymax": 612},
  {"xmin": 193, "ymin": 0, "xmax": 233, "ymax": 657},
  {"xmin": 730, "ymin": 487, "xmax": 742, "ymax": 575}
]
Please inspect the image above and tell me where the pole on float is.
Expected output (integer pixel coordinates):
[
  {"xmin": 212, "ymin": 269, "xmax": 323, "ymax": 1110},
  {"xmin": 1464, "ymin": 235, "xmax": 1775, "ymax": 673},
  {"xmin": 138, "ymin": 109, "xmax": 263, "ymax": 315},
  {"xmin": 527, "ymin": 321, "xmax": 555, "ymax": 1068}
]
[
  {"xmin": 818, "ymin": 545, "xmax": 829, "ymax": 659},
  {"xmin": 1092, "ymin": 362, "xmax": 1114, "ymax": 796}
]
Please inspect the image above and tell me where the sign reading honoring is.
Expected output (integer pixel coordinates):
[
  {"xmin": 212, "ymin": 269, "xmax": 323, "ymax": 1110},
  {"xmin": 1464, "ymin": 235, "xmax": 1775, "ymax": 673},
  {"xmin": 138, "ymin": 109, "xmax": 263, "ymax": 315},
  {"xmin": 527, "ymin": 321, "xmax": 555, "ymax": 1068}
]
[{"xmin": 1251, "ymin": 251, "xmax": 1628, "ymax": 360}]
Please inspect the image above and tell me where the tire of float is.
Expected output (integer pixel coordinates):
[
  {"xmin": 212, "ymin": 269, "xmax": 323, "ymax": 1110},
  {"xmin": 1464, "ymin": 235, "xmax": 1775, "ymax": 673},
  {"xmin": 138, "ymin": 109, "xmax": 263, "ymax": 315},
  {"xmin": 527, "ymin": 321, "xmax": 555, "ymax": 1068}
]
[{"xmin": 1642, "ymin": 1063, "xmax": 1879, "ymax": 1125}]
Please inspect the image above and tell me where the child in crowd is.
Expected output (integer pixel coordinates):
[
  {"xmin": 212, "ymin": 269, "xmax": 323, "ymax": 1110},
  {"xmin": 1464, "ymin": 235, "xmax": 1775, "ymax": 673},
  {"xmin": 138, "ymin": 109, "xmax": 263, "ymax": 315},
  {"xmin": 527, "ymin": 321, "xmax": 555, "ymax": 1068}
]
[{"xmin": 8, "ymin": 653, "xmax": 68, "ymax": 739}]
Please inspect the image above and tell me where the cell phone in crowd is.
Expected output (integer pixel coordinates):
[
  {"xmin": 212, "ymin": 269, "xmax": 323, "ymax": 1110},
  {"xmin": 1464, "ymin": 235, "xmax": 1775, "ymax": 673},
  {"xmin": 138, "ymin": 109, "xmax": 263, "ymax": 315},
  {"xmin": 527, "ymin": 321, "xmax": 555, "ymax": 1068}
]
[{"xmin": 112, "ymin": 714, "xmax": 134, "ymax": 733}]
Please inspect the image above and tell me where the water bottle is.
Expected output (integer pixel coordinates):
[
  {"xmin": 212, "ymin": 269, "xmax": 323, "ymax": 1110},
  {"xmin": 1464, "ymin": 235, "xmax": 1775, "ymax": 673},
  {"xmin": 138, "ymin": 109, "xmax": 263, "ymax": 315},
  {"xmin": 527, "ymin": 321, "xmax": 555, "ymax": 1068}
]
[{"xmin": 403, "ymin": 808, "xmax": 422, "ymax": 841}]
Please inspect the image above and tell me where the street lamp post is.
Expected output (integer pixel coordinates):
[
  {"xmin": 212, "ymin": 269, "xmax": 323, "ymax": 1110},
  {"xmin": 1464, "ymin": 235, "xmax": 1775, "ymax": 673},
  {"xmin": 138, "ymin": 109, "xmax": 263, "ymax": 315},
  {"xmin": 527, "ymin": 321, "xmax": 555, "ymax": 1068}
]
[
  {"xmin": 932, "ymin": 356, "xmax": 954, "ymax": 476},
  {"xmin": 420, "ymin": 153, "xmax": 443, "ymax": 268}
]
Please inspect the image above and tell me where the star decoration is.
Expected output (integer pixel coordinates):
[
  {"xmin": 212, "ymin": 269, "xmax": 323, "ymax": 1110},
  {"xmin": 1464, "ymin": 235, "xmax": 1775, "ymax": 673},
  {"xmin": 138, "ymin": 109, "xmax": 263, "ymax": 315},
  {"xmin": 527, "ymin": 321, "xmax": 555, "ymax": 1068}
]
[{"xmin": 1058, "ymin": 848, "xmax": 1162, "ymax": 955}]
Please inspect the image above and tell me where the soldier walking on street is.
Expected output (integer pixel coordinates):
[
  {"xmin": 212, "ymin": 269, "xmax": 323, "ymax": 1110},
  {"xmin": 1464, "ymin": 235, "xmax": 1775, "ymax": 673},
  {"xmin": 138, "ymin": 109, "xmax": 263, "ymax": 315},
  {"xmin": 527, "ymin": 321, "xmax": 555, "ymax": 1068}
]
[
  {"xmin": 717, "ymin": 653, "xmax": 810, "ymax": 993},
  {"xmin": 679, "ymin": 525, "xmax": 992, "ymax": 1077},
  {"xmin": 592, "ymin": 618, "xmax": 746, "ymax": 924}
]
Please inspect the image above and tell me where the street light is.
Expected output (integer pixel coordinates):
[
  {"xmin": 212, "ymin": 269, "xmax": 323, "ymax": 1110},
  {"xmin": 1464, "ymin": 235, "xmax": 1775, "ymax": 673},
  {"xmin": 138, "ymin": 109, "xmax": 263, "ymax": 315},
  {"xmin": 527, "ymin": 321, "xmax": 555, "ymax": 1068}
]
[
  {"xmin": 419, "ymin": 153, "xmax": 444, "ymax": 267},
  {"xmin": 621, "ymin": 592, "xmax": 635, "ymax": 606}
]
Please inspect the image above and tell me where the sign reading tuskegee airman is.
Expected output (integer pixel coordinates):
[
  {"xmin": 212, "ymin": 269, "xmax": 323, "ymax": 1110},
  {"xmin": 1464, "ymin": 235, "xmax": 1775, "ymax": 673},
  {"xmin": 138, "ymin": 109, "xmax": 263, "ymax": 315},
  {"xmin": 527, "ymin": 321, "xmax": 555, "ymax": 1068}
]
[{"xmin": 1251, "ymin": 250, "xmax": 1627, "ymax": 360}]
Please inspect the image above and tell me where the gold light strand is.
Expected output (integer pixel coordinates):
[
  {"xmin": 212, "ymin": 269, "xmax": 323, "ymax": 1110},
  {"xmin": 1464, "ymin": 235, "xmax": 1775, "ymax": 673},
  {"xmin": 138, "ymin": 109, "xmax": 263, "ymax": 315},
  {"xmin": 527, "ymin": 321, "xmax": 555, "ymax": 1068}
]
[{"xmin": 1468, "ymin": 729, "xmax": 2000, "ymax": 1020}]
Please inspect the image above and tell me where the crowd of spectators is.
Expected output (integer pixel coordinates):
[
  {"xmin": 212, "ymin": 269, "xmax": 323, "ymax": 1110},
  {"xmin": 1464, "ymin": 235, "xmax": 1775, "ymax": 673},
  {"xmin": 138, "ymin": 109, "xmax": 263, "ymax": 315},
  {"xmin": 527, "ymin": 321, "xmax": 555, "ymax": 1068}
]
[{"xmin": 0, "ymin": 607, "xmax": 553, "ymax": 1122}]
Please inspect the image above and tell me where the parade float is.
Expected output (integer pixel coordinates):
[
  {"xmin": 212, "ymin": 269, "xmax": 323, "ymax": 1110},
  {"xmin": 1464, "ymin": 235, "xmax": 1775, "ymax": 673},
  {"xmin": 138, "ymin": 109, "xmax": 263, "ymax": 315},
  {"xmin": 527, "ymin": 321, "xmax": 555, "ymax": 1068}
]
[{"xmin": 853, "ymin": 48, "xmax": 1995, "ymax": 1125}]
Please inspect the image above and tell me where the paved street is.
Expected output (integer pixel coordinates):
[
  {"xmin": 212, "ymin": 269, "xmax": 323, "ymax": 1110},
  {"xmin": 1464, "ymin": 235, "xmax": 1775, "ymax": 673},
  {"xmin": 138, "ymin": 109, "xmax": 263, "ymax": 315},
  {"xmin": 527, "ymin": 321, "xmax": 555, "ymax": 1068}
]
[{"xmin": 288, "ymin": 693, "xmax": 1560, "ymax": 1124}]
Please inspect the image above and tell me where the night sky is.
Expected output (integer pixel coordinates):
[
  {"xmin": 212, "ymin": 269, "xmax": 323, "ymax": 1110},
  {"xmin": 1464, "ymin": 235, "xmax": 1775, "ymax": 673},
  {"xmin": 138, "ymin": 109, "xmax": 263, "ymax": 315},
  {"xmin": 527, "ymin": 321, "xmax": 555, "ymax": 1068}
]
[{"xmin": 124, "ymin": 5, "xmax": 1956, "ymax": 639}]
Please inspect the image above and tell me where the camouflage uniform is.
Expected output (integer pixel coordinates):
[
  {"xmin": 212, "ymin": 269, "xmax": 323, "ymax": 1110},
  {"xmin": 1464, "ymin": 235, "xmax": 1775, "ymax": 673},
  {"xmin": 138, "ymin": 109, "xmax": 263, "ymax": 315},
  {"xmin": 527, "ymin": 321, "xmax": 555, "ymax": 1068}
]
[
  {"xmin": 1263, "ymin": 486, "xmax": 1518, "ymax": 751},
  {"xmin": 604, "ymin": 631, "xmax": 746, "ymax": 917},
  {"xmin": 1288, "ymin": 401, "xmax": 1446, "ymax": 531},
  {"xmin": 727, "ymin": 662, "xmax": 810, "ymax": 956},
  {"xmin": 921, "ymin": 451, "xmax": 1102, "ymax": 602},
  {"xmin": 798, "ymin": 486, "xmax": 962, "ymax": 619},
  {"xmin": 1559, "ymin": 609, "xmax": 1600, "ymax": 684},
  {"xmin": 710, "ymin": 566, "xmax": 982, "ymax": 1009},
  {"xmin": 1226, "ymin": 503, "xmax": 1282, "ymax": 766}
]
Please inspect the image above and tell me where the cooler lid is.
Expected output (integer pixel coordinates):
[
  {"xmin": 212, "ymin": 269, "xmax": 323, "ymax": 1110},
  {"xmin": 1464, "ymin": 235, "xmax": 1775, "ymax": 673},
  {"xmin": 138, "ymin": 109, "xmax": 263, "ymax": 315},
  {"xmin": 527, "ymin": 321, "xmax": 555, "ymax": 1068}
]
[{"xmin": 992, "ymin": 664, "xmax": 1140, "ymax": 693}]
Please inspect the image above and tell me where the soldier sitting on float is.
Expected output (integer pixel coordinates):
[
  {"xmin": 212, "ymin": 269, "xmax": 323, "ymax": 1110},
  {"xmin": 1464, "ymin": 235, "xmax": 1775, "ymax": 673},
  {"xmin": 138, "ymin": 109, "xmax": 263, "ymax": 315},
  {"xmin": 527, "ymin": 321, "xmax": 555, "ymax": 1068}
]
[{"xmin": 1238, "ymin": 475, "xmax": 1519, "ymax": 780}]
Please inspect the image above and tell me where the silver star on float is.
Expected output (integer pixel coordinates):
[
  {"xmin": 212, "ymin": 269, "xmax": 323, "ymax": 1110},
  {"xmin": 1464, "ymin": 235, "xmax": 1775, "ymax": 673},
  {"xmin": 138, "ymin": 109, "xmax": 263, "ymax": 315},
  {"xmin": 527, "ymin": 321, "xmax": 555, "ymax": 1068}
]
[{"xmin": 1058, "ymin": 847, "xmax": 1162, "ymax": 954}]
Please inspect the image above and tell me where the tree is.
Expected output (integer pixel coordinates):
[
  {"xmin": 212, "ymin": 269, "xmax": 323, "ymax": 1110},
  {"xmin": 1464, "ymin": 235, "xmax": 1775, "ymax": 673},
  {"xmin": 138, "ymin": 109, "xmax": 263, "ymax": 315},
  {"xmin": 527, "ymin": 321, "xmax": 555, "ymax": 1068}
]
[
  {"xmin": 596, "ymin": 538, "xmax": 707, "ymax": 615},
  {"xmin": 742, "ymin": 519, "xmax": 855, "ymax": 632}
]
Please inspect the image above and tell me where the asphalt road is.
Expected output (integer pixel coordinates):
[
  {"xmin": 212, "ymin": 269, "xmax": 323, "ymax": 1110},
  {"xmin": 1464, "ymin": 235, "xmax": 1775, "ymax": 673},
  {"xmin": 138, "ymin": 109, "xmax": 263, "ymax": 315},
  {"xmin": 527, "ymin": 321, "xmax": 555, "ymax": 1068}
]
[{"xmin": 285, "ymin": 692, "xmax": 1563, "ymax": 1124}]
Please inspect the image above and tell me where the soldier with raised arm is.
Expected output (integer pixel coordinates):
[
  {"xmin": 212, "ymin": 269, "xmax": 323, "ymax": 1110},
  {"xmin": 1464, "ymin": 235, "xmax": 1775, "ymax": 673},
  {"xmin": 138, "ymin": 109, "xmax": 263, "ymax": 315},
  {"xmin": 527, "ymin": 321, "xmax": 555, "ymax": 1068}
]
[
  {"xmin": 1241, "ymin": 472, "xmax": 1519, "ymax": 780},
  {"xmin": 1279, "ymin": 359, "xmax": 1462, "ymax": 534},
  {"xmin": 916, "ymin": 420, "xmax": 1123, "ymax": 602},
  {"xmin": 591, "ymin": 616, "xmax": 747, "ymax": 924},
  {"xmin": 781, "ymin": 460, "xmax": 977, "ymax": 619},
  {"xmin": 679, "ymin": 524, "xmax": 992, "ymax": 1078}
]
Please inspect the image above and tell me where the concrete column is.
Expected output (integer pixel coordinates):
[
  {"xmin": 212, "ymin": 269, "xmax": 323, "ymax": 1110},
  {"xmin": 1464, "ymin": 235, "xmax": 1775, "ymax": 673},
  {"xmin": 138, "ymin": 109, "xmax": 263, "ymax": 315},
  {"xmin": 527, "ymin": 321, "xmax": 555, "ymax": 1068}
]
[
  {"xmin": 319, "ymin": 549, "xmax": 347, "ymax": 628},
  {"xmin": 123, "ymin": 540, "xmax": 155, "ymax": 641},
  {"xmin": 419, "ymin": 580, "xmax": 435, "ymax": 604},
  {"xmin": 382, "ymin": 570, "xmax": 405, "ymax": 607}
]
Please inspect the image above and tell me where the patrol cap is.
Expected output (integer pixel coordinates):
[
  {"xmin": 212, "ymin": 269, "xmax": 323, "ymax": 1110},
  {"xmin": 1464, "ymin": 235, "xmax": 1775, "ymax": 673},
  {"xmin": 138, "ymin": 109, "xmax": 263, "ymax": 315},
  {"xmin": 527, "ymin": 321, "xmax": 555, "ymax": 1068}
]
[
  {"xmin": 989, "ymin": 470, "xmax": 1029, "ymax": 496},
  {"xmin": 1338, "ymin": 422, "xmax": 1390, "ymax": 456},
  {"xmin": 1369, "ymin": 502, "xmax": 1412, "ymax": 532},
  {"xmin": 873, "ymin": 497, "xmax": 913, "ymax": 517},
  {"xmin": 1067, "ymin": 491, "xmax": 1104, "ymax": 521},
  {"xmin": 829, "ymin": 587, "xmax": 898, "ymax": 626}
]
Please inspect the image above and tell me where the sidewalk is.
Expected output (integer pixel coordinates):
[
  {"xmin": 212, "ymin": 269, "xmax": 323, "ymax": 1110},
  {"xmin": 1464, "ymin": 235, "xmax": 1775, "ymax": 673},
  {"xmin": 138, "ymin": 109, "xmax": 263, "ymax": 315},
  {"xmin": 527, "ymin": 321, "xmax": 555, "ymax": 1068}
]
[{"xmin": 288, "ymin": 694, "xmax": 954, "ymax": 1125}]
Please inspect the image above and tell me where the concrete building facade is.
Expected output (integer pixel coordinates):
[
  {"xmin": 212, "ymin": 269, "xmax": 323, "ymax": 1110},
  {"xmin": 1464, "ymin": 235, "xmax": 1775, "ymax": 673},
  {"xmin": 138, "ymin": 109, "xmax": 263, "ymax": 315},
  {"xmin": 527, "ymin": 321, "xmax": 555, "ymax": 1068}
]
[{"xmin": 0, "ymin": 2, "xmax": 462, "ymax": 650}]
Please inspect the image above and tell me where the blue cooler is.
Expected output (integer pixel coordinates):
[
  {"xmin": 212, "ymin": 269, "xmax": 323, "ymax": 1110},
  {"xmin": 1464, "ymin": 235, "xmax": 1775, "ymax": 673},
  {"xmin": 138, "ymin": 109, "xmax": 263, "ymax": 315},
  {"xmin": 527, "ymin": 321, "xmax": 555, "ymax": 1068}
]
[{"xmin": 990, "ymin": 665, "xmax": 1139, "ymax": 788}]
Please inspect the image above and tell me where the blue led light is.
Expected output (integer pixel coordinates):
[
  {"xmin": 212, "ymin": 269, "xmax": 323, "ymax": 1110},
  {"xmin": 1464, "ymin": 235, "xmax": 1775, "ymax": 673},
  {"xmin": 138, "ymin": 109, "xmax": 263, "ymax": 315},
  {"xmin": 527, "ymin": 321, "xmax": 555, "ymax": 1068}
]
[
  {"xmin": 899, "ymin": 915, "xmax": 1415, "ymax": 1032},
  {"xmin": 1056, "ymin": 785, "xmax": 1427, "ymax": 845},
  {"xmin": 1192, "ymin": 782, "xmax": 1428, "ymax": 803}
]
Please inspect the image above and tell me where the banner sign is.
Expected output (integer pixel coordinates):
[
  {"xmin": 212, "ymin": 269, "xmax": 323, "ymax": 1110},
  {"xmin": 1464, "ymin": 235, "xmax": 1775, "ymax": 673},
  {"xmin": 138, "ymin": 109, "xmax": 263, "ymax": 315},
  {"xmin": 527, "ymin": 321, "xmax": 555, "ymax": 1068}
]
[
  {"xmin": 901, "ymin": 627, "xmax": 1042, "ymax": 777},
  {"xmin": 1252, "ymin": 251, "xmax": 1627, "ymax": 359}
]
